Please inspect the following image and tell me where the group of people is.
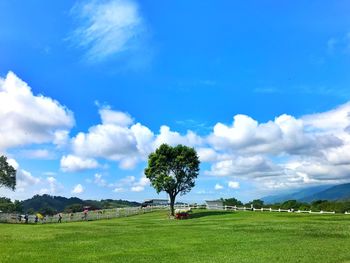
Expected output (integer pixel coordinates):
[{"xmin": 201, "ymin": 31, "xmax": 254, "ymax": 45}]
[
  {"xmin": 15, "ymin": 210, "xmax": 90, "ymax": 224},
  {"xmin": 17, "ymin": 213, "xmax": 63, "ymax": 224},
  {"xmin": 17, "ymin": 214, "xmax": 29, "ymax": 224}
]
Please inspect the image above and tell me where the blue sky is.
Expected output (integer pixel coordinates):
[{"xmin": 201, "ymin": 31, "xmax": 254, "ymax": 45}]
[{"xmin": 1, "ymin": 0, "xmax": 350, "ymax": 203}]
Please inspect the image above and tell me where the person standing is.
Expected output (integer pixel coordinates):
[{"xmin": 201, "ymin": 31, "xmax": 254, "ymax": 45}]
[
  {"xmin": 58, "ymin": 213, "xmax": 62, "ymax": 223},
  {"xmin": 83, "ymin": 210, "xmax": 88, "ymax": 221},
  {"xmin": 24, "ymin": 214, "xmax": 29, "ymax": 224}
]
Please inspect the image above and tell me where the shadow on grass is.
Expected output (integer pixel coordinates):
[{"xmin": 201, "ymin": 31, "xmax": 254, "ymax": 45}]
[{"xmin": 189, "ymin": 210, "xmax": 232, "ymax": 219}]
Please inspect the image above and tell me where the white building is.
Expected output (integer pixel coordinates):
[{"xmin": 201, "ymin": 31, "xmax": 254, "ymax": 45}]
[
  {"xmin": 143, "ymin": 199, "xmax": 169, "ymax": 206},
  {"xmin": 205, "ymin": 200, "xmax": 224, "ymax": 210}
]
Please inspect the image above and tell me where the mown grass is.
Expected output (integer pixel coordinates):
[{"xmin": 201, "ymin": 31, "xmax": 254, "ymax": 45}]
[{"xmin": 1, "ymin": 210, "xmax": 350, "ymax": 263}]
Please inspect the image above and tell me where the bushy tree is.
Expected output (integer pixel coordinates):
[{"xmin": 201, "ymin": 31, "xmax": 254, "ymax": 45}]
[
  {"xmin": 223, "ymin": 197, "xmax": 243, "ymax": 207},
  {"xmin": 0, "ymin": 197, "xmax": 14, "ymax": 212},
  {"xmin": 0, "ymin": 155, "xmax": 16, "ymax": 190},
  {"xmin": 145, "ymin": 144, "xmax": 200, "ymax": 216},
  {"xmin": 246, "ymin": 199, "xmax": 264, "ymax": 209},
  {"xmin": 64, "ymin": 203, "xmax": 84, "ymax": 213}
]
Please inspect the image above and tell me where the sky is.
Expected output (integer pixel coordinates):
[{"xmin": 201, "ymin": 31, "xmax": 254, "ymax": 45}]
[{"xmin": 1, "ymin": 0, "xmax": 350, "ymax": 203}]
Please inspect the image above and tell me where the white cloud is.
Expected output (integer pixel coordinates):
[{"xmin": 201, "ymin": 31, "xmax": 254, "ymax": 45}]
[
  {"xmin": 18, "ymin": 149, "xmax": 55, "ymax": 160},
  {"xmin": 154, "ymin": 126, "xmax": 203, "ymax": 148},
  {"xmin": 70, "ymin": 0, "xmax": 146, "ymax": 61},
  {"xmin": 214, "ymin": 183, "xmax": 223, "ymax": 190},
  {"xmin": 7, "ymin": 158, "xmax": 40, "ymax": 192},
  {"xmin": 206, "ymin": 155, "xmax": 282, "ymax": 178},
  {"xmin": 119, "ymin": 175, "xmax": 136, "ymax": 185},
  {"xmin": 53, "ymin": 130, "xmax": 70, "ymax": 148},
  {"xmin": 130, "ymin": 176, "xmax": 150, "ymax": 192},
  {"xmin": 197, "ymin": 147, "xmax": 218, "ymax": 162},
  {"xmin": 39, "ymin": 176, "xmax": 63, "ymax": 195},
  {"xmin": 16, "ymin": 169, "xmax": 41, "ymax": 192},
  {"xmin": 326, "ymin": 32, "xmax": 350, "ymax": 54},
  {"xmin": 208, "ymin": 113, "xmax": 341, "ymax": 156},
  {"xmin": 130, "ymin": 176, "xmax": 149, "ymax": 192},
  {"xmin": 0, "ymin": 71, "xmax": 74, "ymax": 151},
  {"xmin": 67, "ymin": 107, "xmax": 200, "ymax": 170},
  {"xmin": 228, "ymin": 181, "xmax": 240, "ymax": 189},
  {"xmin": 131, "ymin": 185, "xmax": 144, "ymax": 192},
  {"xmin": 113, "ymin": 187, "xmax": 125, "ymax": 193},
  {"xmin": 71, "ymin": 118, "xmax": 141, "ymax": 167},
  {"xmin": 93, "ymin": 173, "xmax": 107, "ymax": 187},
  {"xmin": 327, "ymin": 38, "xmax": 338, "ymax": 52},
  {"xmin": 60, "ymin": 155, "xmax": 99, "ymax": 172},
  {"xmin": 99, "ymin": 107, "xmax": 133, "ymax": 126},
  {"xmin": 42, "ymin": 99, "xmax": 350, "ymax": 192},
  {"xmin": 0, "ymin": 159, "xmax": 65, "ymax": 199},
  {"xmin": 86, "ymin": 173, "xmax": 148, "ymax": 193},
  {"xmin": 71, "ymin": 184, "xmax": 84, "ymax": 194},
  {"xmin": 302, "ymin": 102, "xmax": 350, "ymax": 132}
]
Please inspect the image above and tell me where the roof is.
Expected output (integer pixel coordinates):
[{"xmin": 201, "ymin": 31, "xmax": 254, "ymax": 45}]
[{"xmin": 144, "ymin": 199, "xmax": 168, "ymax": 202}]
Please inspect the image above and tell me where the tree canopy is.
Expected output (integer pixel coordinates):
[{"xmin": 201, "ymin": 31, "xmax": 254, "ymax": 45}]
[
  {"xmin": 0, "ymin": 155, "xmax": 16, "ymax": 191},
  {"xmin": 144, "ymin": 144, "xmax": 200, "ymax": 216}
]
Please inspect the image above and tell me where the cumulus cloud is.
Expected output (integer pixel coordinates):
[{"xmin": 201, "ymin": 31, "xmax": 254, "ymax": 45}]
[
  {"xmin": 214, "ymin": 183, "xmax": 223, "ymax": 190},
  {"xmin": 130, "ymin": 185, "xmax": 144, "ymax": 192},
  {"xmin": 99, "ymin": 107, "xmax": 133, "ymax": 126},
  {"xmin": 70, "ymin": 0, "xmax": 146, "ymax": 61},
  {"xmin": 208, "ymin": 113, "xmax": 342, "ymax": 156},
  {"xmin": 202, "ymin": 102, "xmax": 350, "ymax": 191},
  {"xmin": 18, "ymin": 149, "xmax": 55, "ymax": 160},
  {"xmin": 60, "ymin": 155, "xmax": 99, "ymax": 172},
  {"xmin": 93, "ymin": 173, "xmax": 107, "ymax": 187},
  {"xmin": 113, "ymin": 187, "xmax": 125, "ymax": 193},
  {"xmin": 206, "ymin": 155, "xmax": 282, "ymax": 178},
  {"xmin": 228, "ymin": 181, "xmax": 240, "ymax": 189},
  {"xmin": 154, "ymin": 126, "xmax": 203, "ymax": 148},
  {"xmin": 39, "ymin": 177, "xmax": 64, "ymax": 195},
  {"xmin": 70, "ymin": 110, "xmax": 143, "ymax": 168},
  {"xmin": 7, "ymin": 159, "xmax": 40, "ymax": 192},
  {"xmin": 130, "ymin": 176, "xmax": 149, "ymax": 192},
  {"xmin": 71, "ymin": 184, "xmax": 84, "ymax": 194},
  {"xmin": 0, "ymin": 158, "xmax": 65, "ymax": 199},
  {"xmin": 0, "ymin": 71, "xmax": 74, "ymax": 151},
  {"xmin": 86, "ymin": 173, "xmax": 149, "ymax": 193},
  {"xmin": 42, "ymin": 98, "xmax": 350, "ymax": 192},
  {"xmin": 197, "ymin": 147, "xmax": 219, "ymax": 162},
  {"xmin": 65, "ymin": 107, "xmax": 200, "ymax": 170}
]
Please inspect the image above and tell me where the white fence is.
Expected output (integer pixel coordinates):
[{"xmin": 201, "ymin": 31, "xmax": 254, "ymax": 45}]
[
  {"xmin": 0, "ymin": 206, "xmax": 162, "ymax": 224},
  {"xmin": 224, "ymin": 205, "xmax": 341, "ymax": 215},
  {"xmin": 1, "ymin": 204, "xmax": 348, "ymax": 224},
  {"xmin": 164, "ymin": 204, "xmax": 346, "ymax": 215}
]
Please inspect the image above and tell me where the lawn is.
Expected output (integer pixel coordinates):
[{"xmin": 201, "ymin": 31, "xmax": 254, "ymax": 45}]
[{"xmin": 1, "ymin": 210, "xmax": 350, "ymax": 263}]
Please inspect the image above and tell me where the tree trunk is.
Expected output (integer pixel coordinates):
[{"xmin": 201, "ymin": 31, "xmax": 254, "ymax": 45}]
[{"xmin": 169, "ymin": 194, "xmax": 176, "ymax": 216}]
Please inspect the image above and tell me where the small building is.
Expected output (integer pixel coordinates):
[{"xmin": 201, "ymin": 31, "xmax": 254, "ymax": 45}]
[
  {"xmin": 205, "ymin": 200, "xmax": 224, "ymax": 210},
  {"xmin": 143, "ymin": 199, "xmax": 169, "ymax": 206}
]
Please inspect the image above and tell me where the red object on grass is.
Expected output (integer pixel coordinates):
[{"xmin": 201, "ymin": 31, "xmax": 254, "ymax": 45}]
[{"xmin": 175, "ymin": 212, "xmax": 189, "ymax": 219}]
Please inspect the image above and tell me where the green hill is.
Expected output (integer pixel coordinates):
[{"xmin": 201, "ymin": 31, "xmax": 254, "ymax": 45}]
[{"xmin": 20, "ymin": 194, "xmax": 140, "ymax": 214}]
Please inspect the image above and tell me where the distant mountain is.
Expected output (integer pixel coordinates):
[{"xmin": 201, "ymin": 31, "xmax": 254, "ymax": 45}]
[
  {"xmin": 261, "ymin": 185, "xmax": 334, "ymax": 204},
  {"xmin": 21, "ymin": 195, "xmax": 85, "ymax": 212},
  {"xmin": 301, "ymin": 183, "xmax": 350, "ymax": 202},
  {"xmin": 21, "ymin": 194, "xmax": 141, "ymax": 214}
]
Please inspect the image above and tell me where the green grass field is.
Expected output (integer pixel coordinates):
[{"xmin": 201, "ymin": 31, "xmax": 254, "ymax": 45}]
[{"xmin": 1, "ymin": 210, "xmax": 350, "ymax": 263}]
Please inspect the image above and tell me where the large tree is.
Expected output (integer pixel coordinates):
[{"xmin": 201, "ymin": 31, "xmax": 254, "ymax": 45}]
[
  {"xmin": 145, "ymin": 144, "xmax": 200, "ymax": 216},
  {"xmin": 0, "ymin": 155, "xmax": 16, "ymax": 190}
]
